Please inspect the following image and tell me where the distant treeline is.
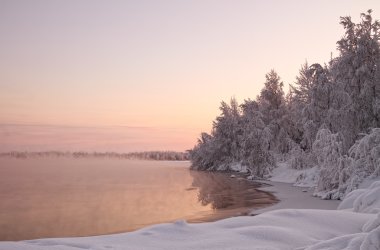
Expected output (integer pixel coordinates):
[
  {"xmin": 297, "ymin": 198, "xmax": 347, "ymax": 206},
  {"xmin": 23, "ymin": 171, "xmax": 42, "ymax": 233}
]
[{"xmin": 0, "ymin": 151, "xmax": 190, "ymax": 161}]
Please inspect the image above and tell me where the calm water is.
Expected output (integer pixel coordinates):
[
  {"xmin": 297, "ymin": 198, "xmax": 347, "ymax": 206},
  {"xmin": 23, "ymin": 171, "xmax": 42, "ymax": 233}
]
[{"xmin": 0, "ymin": 158, "xmax": 277, "ymax": 241}]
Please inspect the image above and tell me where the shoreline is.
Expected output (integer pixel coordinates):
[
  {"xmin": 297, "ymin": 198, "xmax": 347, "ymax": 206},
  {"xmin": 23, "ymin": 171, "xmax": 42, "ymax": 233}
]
[
  {"xmin": 252, "ymin": 181, "xmax": 340, "ymax": 214},
  {"xmin": 0, "ymin": 178, "xmax": 336, "ymax": 242},
  {"xmin": 0, "ymin": 158, "xmax": 278, "ymax": 242},
  {"xmin": 0, "ymin": 180, "xmax": 378, "ymax": 250}
]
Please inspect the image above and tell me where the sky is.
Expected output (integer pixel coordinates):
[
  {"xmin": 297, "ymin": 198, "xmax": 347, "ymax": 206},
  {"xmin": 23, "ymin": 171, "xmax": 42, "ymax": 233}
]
[{"xmin": 1, "ymin": 0, "xmax": 380, "ymax": 152}]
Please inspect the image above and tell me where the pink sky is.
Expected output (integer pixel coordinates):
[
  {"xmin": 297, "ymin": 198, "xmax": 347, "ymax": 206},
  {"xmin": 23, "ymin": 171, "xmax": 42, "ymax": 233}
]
[{"xmin": 1, "ymin": 0, "xmax": 379, "ymax": 152}]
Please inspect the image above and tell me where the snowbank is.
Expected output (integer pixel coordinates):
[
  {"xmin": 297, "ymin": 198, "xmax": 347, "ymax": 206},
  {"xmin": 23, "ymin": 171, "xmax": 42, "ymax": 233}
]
[
  {"xmin": 269, "ymin": 162, "xmax": 319, "ymax": 187},
  {"xmin": 1, "ymin": 181, "xmax": 380, "ymax": 250},
  {"xmin": 338, "ymin": 180, "xmax": 380, "ymax": 214}
]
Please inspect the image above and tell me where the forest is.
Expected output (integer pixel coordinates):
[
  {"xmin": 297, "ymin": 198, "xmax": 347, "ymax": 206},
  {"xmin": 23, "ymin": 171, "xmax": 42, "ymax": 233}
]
[{"xmin": 190, "ymin": 10, "xmax": 380, "ymax": 200}]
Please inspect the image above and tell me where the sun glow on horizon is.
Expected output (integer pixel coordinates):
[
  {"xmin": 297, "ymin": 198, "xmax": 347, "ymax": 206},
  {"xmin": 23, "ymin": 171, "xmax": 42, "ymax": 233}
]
[{"xmin": 1, "ymin": 0, "xmax": 380, "ymax": 151}]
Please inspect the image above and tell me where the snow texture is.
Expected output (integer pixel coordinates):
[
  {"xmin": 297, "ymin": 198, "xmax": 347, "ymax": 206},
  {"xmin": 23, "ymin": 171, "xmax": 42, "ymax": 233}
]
[{"xmin": 269, "ymin": 162, "xmax": 319, "ymax": 187}]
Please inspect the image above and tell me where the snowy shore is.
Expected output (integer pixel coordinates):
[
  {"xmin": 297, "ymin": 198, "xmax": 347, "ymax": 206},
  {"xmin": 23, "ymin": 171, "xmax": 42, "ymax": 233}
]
[
  {"xmin": 253, "ymin": 181, "xmax": 340, "ymax": 214},
  {"xmin": 1, "ymin": 177, "xmax": 379, "ymax": 250}
]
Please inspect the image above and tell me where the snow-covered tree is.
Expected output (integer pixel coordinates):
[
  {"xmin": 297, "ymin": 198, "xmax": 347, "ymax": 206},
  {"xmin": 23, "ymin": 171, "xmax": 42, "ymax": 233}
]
[
  {"xmin": 190, "ymin": 10, "xmax": 380, "ymax": 197},
  {"xmin": 257, "ymin": 70, "xmax": 290, "ymax": 154},
  {"xmin": 349, "ymin": 128, "xmax": 380, "ymax": 178},
  {"xmin": 314, "ymin": 128, "xmax": 380, "ymax": 199},
  {"xmin": 258, "ymin": 70, "xmax": 285, "ymax": 123},
  {"xmin": 286, "ymin": 62, "xmax": 314, "ymax": 146},
  {"xmin": 190, "ymin": 98, "xmax": 243, "ymax": 171},
  {"xmin": 301, "ymin": 64, "xmax": 332, "ymax": 145},
  {"xmin": 189, "ymin": 132, "xmax": 219, "ymax": 170},
  {"xmin": 239, "ymin": 99, "xmax": 274, "ymax": 177},
  {"xmin": 332, "ymin": 10, "xmax": 380, "ymax": 134},
  {"xmin": 289, "ymin": 62, "xmax": 313, "ymax": 106},
  {"xmin": 211, "ymin": 98, "xmax": 242, "ymax": 164},
  {"xmin": 312, "ymin": 128, "xmax": 345, "ymax": 199}
]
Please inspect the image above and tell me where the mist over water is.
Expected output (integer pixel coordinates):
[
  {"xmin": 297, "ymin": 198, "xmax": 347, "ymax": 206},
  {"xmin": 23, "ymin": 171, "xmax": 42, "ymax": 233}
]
[
  {"xmin": 0, "ymin": 124, "xmax": 196, "ymax": 152},
  {"xmin": 0, "ymin": 157, "xmax": 277, "ymax": 241}
]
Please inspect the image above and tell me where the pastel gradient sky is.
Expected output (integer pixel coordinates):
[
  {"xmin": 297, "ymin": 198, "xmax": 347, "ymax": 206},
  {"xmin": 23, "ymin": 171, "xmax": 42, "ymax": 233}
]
[{"xmin": 1, "ymin": 0, "xmax": 380, "ymax": 152}]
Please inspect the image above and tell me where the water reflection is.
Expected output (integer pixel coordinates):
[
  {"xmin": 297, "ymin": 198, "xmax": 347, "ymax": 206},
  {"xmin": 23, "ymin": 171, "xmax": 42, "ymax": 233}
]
[
  {"xmin": 0, "ymin": 158, "xmax": 277, "ymax": 241},
  {"xmin": 190, "ymin": 171, "xmax": 278, "ymax": 210}
]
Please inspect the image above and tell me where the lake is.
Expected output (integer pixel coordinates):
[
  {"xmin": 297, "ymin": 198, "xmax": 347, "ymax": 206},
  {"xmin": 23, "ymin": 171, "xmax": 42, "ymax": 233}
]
[{"xmin": 0, "ymin": 157, "xmax": 277, "ymax": 241}]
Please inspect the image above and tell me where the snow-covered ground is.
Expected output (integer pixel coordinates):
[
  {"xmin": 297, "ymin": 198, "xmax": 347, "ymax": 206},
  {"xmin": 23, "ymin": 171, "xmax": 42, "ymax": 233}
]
[
  {"xmin": 253, "ymin": 181, "xmax": 340, "ymax": 214},
  {"xmin": 269, "ymin": 162, "xmax": 319, "ymax": 187},
  {"xmin": 1, "ymin": 168, "xmax": 379, "ymax": 250}
]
